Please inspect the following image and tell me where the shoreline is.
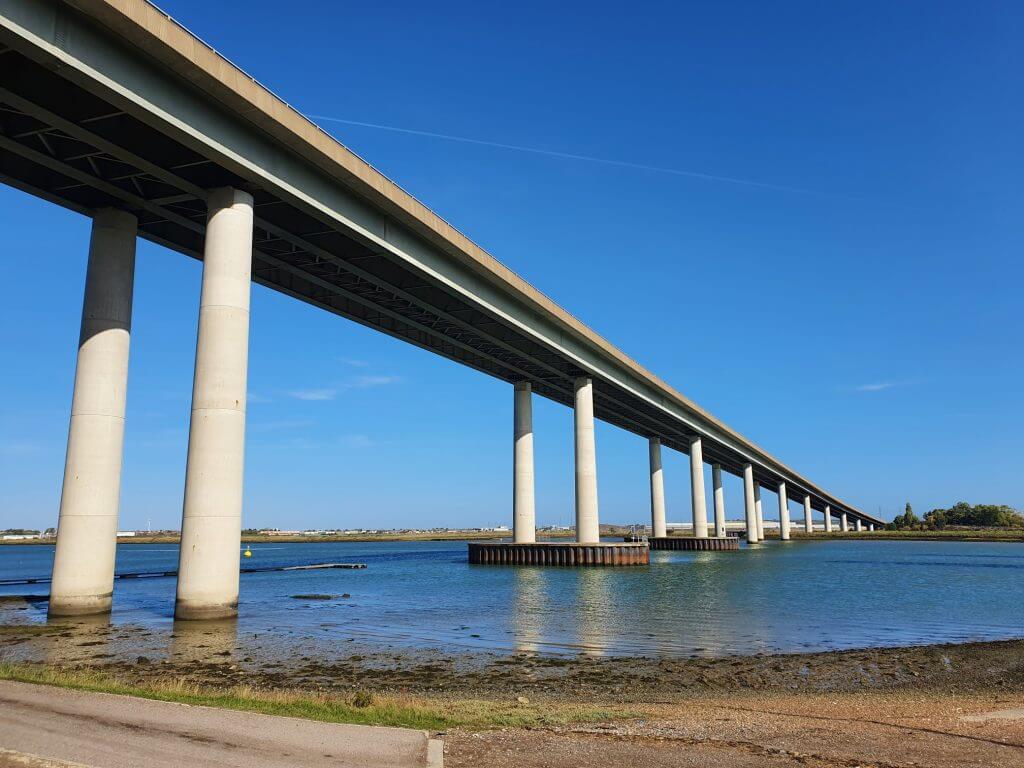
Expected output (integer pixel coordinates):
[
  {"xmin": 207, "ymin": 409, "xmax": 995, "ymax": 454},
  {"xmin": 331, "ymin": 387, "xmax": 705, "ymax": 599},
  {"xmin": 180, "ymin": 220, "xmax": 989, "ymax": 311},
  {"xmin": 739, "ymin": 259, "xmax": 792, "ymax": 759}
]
[
  {"xmin": 5, "ymin": 528, "xmax": 1024, "ymax": 545},
  {"xmin": 3, "ymin": 612, "xmax": 1022, "ymax": 767}
]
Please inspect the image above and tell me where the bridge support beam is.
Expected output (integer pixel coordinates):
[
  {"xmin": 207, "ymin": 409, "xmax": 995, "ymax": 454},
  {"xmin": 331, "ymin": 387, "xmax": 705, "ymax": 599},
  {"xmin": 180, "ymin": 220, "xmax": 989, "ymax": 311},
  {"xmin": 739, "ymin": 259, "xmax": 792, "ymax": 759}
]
[
  {"xmin": 754, "ymin": 483, "xmax": 764, "ymax": 541},
  {"xmin": 49, "ymin": 209, "xmax": 137, "ymax": 617},
  {"xmin": 742, "ymin": 464, "xmax": 757, "ymax": 545},
  {"xmin": 824, "ymin": 504, "xmax": 833, "ymax": 533},
  {"xmin": 649, "ymin": 438, "xmax": 666, "ymax": 538},
  {"xmin": 574, "ymin": 376, "xmax": 600, "ymax": 543},
  {"xmin": 689, "ymin": 437, "xmax": 708, "ymax": 538},
  {"xmin": 777, "ymin": 481, "xmax": 790, "ymax": 540},
  {"xmin": 803, "ymin": 495, "xmax": 813, "ymax": 534},
  {"xmin": 513, "ymin": 382, "xmax": 536, "ymax": 543},
  {"xmin": 175, "ymin": 188, "xmax": 254, "ymax": 620},
  {"xmin": 840, "ymin": 511, "xmax": 849, "ymax": 532},
  {"xmin": 712, "ymin": 463, "xmax": 726, "ymax": 538}
]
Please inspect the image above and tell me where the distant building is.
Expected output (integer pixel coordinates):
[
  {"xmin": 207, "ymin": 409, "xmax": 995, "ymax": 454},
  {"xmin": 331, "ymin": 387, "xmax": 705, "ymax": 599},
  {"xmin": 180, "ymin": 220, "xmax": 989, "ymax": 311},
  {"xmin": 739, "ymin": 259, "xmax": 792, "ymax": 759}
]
[
  {"xmin": 115, "ymin": 531, "xmax": 137, "ymax": 537},
  {"xmin": 2, "ymin": 533, "xmax": 40, "ymax": 540}
]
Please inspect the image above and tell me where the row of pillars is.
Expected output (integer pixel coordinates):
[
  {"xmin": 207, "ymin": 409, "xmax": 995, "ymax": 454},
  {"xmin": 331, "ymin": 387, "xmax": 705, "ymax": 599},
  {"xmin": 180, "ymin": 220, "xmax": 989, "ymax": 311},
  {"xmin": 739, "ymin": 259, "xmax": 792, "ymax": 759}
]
[
  {"xmin": 511, "ymin": 381, "xmax": 873, "ymax": 545},
  {"xmin": 50, "ymin": 189, "xmax": 253, "ymax": 619},
  {"xmin": 51, "ymin": 193, "xmax": 872, "ymax": 619}
]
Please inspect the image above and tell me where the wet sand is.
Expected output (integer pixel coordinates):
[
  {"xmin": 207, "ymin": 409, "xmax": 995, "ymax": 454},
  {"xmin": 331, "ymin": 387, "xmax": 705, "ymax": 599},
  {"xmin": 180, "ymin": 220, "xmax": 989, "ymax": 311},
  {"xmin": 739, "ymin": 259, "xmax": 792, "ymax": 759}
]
[{"xmin": 2, "ymin": 600, "xmax": 1023, "ymax": 766}]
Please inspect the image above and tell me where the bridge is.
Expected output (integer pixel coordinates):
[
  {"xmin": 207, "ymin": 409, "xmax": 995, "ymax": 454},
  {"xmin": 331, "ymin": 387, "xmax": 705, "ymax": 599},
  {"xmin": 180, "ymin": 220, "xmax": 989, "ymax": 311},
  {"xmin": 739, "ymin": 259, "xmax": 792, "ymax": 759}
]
[{"xmin": 0, "ymin": 0, "xmax": 881, "ymax": 618}]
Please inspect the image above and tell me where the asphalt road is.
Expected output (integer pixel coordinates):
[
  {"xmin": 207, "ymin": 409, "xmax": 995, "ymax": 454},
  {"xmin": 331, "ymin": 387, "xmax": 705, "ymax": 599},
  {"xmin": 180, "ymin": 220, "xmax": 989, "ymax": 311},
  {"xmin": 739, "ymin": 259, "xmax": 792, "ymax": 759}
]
[{"xmin": 0, "ymin": 681, "xmax": 442, "ymax": 768}]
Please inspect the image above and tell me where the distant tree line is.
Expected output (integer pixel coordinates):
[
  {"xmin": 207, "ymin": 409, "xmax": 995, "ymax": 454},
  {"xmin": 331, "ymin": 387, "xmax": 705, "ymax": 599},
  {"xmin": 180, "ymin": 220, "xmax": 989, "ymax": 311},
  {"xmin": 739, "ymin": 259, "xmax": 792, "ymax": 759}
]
[
  {"xmin": 1, "ymin": 529, "xmax": 40, "ymax": 535},
  {"xmin": 888, "ymin": 502, "xmax": 1023, "ymax": 530}
]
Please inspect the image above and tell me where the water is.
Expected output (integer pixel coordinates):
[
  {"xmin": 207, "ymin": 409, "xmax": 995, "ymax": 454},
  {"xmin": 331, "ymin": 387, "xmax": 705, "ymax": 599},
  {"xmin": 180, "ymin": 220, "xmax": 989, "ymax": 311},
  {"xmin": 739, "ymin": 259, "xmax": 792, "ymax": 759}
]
[{"xmin": 2, "ymin": 539, "xmax": 1023, "ymax": 659}]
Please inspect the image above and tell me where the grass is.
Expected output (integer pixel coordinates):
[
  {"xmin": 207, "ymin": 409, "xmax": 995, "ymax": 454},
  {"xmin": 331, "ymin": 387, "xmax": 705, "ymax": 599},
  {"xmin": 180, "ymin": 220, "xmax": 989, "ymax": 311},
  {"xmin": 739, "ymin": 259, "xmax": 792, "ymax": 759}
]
[{"xmin": 0, "ymin": 662, "xmax": 634, "ymax": 731}]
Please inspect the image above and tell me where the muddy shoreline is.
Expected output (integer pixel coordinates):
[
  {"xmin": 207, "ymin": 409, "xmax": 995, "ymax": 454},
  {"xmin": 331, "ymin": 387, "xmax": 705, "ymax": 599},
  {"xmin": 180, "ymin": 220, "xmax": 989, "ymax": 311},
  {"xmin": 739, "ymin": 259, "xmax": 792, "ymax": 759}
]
[{"xmin": 2, "ymin": 606, "xmax": 1021, "ymax": 704}]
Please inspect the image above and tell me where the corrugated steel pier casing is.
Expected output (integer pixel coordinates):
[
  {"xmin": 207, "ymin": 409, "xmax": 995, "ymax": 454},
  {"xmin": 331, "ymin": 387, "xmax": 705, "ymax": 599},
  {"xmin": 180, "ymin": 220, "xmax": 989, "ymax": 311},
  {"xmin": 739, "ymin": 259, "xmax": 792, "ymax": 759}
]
[
  {"xmin": 648, "ymin": 536, "xmax": 739, "ymax": 551},
  {"xmin": 468, "ymin": 542, "xmax": 650, "ymax": 566}
]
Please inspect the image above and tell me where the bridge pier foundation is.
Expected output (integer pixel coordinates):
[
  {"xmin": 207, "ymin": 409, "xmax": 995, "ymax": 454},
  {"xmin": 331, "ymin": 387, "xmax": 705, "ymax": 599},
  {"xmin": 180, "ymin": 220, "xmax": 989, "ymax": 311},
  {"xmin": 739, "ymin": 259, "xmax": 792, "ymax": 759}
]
[
  {"xmin": 855, "ymin": 518, "xmax": 863, "ymax": 532},
  {"xmin": 840, "ymin": 512, "xmax": 849, "ymax": 532},
  {"xmin": 649, "ymin": 438, "xmax": 667, "ymax": 538},
  {"xmin": 803, "ymin": 495, "xmax": 813, "ymax": 534},
  {"xmin": 712, "ymin": 463, "xmax": 726, "ymax": 537},
  {"xmin": 754, "ymin": 482, "xmax": 764, "ymax": 540},
  {"xmin": 513, "ymin": 382, "xmax": 536, "ymax": 543},
  {"xmin": 49, "ymin": 209, "xmax": 137, "ymax": 617},
  {"xmin": 689, "ymin": 437, "xmax": 708, "ymax": 538},
  {"xmin": 778, "ymin": 481, "xmax": 790, "ymax": 540},
  {"xmin": 574, "ymin": 377, "xmax": 600, "ymax": 543},
  {"xmin": 743, "ymin": 463, "xmax": 758, "ymax": 544},
  {"xmin": 175, "ymin": 188, "xmax": 253, "ymax": 621}
]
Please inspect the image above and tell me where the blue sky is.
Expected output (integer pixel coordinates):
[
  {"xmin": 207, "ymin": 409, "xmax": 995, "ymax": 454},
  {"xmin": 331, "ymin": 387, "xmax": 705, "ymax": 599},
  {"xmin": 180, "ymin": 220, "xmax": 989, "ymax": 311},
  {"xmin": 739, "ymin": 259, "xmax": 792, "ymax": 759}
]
[{"xmin": 1, "ymin": 0, "xmax": 1021, "ymax": 530}]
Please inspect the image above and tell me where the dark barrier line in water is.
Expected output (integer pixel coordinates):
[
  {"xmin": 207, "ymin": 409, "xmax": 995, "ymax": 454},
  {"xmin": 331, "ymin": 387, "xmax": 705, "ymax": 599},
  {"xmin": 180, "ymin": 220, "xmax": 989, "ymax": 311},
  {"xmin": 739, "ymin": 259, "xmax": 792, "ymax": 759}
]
[{"xmin": 0, "ymin": 562, "xmax": 366, "ymax": 587}]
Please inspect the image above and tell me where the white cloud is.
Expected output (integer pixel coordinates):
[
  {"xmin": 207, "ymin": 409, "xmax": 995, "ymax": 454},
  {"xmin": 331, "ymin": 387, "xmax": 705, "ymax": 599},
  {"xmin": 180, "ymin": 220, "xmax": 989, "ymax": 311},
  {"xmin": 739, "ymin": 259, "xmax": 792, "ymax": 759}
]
[
  {"xmin": 247, "ymin": 392, "xmax": 273, "ymax": 404},
  {"xmin": 288, "ymin": 388, "xmax": 337, "ymax": 401},
  {"xmin": 855, "ymin": 382, "xmax": 896, "ymax": 392},
  {"xmin": 339, "ymin": 357, "xmax": 370, "ymax": 368},
  {"xmin": 351, "ymin": 375, "xmax": 400, "ymax": 388}
]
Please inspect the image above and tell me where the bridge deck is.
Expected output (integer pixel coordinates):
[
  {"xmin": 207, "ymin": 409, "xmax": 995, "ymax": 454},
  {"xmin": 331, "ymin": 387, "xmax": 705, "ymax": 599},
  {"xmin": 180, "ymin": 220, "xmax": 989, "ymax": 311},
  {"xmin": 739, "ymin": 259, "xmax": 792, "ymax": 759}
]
[{"xmin": 0, "ymin": 0, "xmax": 877, "ymax": 524}]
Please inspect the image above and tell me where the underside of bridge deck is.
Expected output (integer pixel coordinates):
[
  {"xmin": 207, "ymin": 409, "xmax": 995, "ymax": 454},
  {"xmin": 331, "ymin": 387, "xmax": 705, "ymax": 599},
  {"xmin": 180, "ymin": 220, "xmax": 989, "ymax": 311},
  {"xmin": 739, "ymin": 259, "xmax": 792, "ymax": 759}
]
[{"xmin": 0, "ymin": 0, "xmax": 876, "ymax": 526}]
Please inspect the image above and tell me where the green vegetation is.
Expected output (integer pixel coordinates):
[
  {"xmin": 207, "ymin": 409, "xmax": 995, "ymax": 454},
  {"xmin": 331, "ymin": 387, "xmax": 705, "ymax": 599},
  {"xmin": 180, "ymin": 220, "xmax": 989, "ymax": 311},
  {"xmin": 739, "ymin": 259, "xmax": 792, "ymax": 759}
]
[
  {"xmin": 887, "ymin": 501, "xmax": 1023, "ymax": 531},
  {"xmin": 0, "ymin": 662, "xmax": 634, "ymax": 730}
]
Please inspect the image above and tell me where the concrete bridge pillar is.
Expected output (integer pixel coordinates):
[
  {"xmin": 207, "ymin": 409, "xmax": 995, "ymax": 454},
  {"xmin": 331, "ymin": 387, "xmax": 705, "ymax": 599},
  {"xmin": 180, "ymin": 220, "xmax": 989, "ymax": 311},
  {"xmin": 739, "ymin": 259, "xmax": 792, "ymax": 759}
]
[
  {"xmin": 840, "ymin": 512, "xmax": 849, "ymax": 532},
  {"xmin": 712, "ymin": 463, "xmax": 726, "ymax": 537},
  {"xmin": 824, "ymin": 504, "xmax": 833, "ymax": 532},
  {"xmin": 777, "ymin": 481, "xmax": 790, "ymax": 540},
  {"xmin": 803, "ymin": 495, "xmax": 813, "ymax": 534},
  {"xmin": 513, "ymin": 382, "xmax": 536, "ymax": 543},
  {"xmin": 573, "ymin": 376, "xmax": 600, "ymax": 543},
  {"xmin": 742, "ymin": 463, "xmax": 757, "ymax": 544},
  {"xmin": 49, "ymin": 209, "xmax": 137, "ymax": 617},
  {"xmin": 869, "ymin": 523, "xmax": 874, "ymax": 532},
  {"xmin": 754, "ymin": 483, "xmax": 764, "ymax": 541},
  {"xmin": 176, "ymin": 188, "xmax": 253, "ymax": 620},
  {"xmin": 648, "ymin": 438, "xmax": 666, "ymax": 538},
  {"xmin": 855, "ymin": 518, "xmax": 863, "ymax": 533},
  {"xmin": 689, "ymin": 437, "xmax": 708, "ymax": 538}
]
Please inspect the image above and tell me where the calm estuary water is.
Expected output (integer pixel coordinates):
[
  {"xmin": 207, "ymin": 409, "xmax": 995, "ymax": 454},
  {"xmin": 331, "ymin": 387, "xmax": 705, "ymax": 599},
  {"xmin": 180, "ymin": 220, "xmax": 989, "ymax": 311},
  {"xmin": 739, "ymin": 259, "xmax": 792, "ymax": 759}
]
[{"xmin": 2, "ymin": 539, "xmax": 1023, "ymax": 659}]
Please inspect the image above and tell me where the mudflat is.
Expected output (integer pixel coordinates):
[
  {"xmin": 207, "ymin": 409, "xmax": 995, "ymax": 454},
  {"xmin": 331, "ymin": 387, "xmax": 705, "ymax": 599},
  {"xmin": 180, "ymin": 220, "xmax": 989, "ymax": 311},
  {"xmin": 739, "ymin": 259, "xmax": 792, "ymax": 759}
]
[{"xmin": 2, "ymin": 612, "xmax": 1023, "ymax": 767}]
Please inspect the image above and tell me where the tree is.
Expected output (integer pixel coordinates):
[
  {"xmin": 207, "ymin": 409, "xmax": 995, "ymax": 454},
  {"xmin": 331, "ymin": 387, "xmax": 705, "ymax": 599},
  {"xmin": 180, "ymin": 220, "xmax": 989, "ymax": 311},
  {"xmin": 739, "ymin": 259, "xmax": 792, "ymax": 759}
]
[{"xmin": 888, "ymin": 503, "xmax": 920, "ymax": 530}]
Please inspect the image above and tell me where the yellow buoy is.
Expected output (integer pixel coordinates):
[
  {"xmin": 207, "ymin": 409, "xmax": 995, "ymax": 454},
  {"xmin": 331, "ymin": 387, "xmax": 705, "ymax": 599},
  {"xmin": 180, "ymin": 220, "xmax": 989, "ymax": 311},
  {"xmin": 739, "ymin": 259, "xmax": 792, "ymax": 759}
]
[{"xmin": 243, "ymin": 547, "xmax": 252, "ymax": 558}]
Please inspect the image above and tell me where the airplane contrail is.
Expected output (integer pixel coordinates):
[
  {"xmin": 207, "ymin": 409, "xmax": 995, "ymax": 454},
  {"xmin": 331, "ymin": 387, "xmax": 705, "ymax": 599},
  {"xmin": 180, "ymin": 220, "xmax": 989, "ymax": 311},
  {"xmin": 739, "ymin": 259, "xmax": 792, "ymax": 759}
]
[{"xmin": 305, "ymin": 114, "xmax": 828, "ymax": 197}]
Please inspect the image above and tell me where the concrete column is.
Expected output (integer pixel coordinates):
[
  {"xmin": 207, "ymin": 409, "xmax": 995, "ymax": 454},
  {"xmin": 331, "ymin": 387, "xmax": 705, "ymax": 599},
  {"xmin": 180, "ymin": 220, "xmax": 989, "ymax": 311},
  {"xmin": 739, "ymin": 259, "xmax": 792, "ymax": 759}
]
[
  {"xmin": 176, "ymin": 188, "xmax": 254, "ymax": 620},
  {"xmin": 573, "ymin": 376, "xmax": 600, "ymax": 543},
  {"xmin": 777, "ymin": 481, "xmax": 790, "ymax": 541},
  {"xmin": 855, "ymin": 518, "xmax": 863, "ymax": 533},
  {"xmin": 513, "ymin": 382, "xmax": 536, "ymax": 543},
  {"xmin": 840, "ymin": 512, "xmax": 849, "ymax": 532},
  {"xmin": 742, "ymin": 463, "xmax": 757, "ymax": 545},
  {"xmin": 754, "ymin": 483, "xmax": 764, "ymax": 541},
  {"xmin": 49, "ymin": 209, "xmax": 137, "ymax": 617},
  {"xmin": 712, "ymin": 463, "xmax": 726, "ymax": 537},
  {"xmin": 689, "ymin": 436, "xmax": 708, "ymax": 538},
  {"xmin": 803, "ymin": 495, "xmax": 813, "ymax": 534},
  {"xmin": 824, "ymin": 504, "xmax": 833, "ymax": 532},
  {"xmin": 648, "ymin": 437, "xmax": 666, "ymax": 538},
  {"xmin": 869, "ymin": 523, "xmax": 874, "ymax": 532}
]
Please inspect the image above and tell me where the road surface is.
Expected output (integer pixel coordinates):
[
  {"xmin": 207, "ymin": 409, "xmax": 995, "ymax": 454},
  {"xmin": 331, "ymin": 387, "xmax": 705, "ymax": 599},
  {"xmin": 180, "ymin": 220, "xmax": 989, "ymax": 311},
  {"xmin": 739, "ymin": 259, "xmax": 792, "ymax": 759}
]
[{"xmin": 0, "ymin": 681, "xmax": 442, "ymax": 767}]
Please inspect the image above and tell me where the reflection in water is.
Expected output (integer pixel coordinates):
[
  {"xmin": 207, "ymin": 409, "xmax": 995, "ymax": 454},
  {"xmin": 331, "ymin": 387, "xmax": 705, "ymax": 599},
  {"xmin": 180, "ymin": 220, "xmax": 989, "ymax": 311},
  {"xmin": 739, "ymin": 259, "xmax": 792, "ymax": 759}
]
[
  {"xmin": 576, "ymin": 568, "xmax": 613, "ymax": 656},
  {"xmin": 45, "ymin": 614, "xmax": 112, "ymax": 665},
  {"xmin": 169, "ymin": 619, "xmax": 239, "ymax": 665},
  {"xmin": 511, "ymin": 567, "xmax": 548, "ymax": 653}
]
